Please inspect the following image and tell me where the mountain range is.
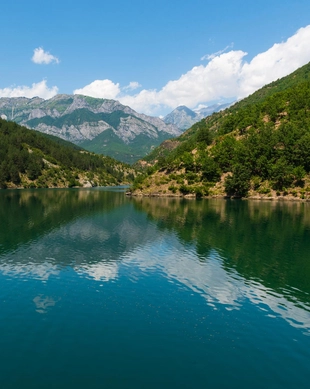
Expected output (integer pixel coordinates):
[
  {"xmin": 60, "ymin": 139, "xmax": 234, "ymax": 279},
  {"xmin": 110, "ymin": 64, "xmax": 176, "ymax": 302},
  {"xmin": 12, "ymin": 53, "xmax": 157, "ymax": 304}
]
[
  {"xmin": 163, "ymin": 102, "xmax": 233, "ymax": 130},
  {"xmin": 0, "ymin": 94, "xmax": 181, "ymax": 164}
]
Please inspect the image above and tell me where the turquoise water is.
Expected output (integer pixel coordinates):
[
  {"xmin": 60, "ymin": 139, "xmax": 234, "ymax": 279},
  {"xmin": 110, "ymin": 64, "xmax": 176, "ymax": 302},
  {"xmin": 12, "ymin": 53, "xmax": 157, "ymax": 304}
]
[{"xmin": 0, "ymin": 188, "xmax": 310, "ymax": 388}]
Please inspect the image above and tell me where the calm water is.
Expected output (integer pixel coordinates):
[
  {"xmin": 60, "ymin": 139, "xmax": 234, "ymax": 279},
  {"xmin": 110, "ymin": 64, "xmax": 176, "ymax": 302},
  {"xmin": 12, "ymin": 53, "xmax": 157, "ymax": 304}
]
[{"xmin": 0, "ymin": 188, "xmax": 310, "ymax": 389}]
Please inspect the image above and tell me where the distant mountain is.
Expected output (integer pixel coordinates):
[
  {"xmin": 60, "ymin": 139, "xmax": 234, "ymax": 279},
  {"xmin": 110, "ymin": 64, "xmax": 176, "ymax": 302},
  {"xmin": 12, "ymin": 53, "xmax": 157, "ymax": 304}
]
[
  {"xmin": 194, "ymin": 102, "xmax": 233, "ymax": 117},
  {"xmin": 163, "ymin": 102, "xmax": 233, "ymax": 130},
  {"xmin": 163, "ymin": 106, "xmax": 197, "ymax": 131},
  {"xmin": 0, "ymin": 94, "xmax": 181, "ymax": 164}
]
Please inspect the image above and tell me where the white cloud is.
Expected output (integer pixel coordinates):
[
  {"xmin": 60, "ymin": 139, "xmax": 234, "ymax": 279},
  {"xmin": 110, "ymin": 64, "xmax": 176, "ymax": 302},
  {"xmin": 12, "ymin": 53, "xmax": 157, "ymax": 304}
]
[
  {"xmin": 0, "ymin": 80, "xmax": 58, "ymax": 99},
  {"xmin": 201, "ymin": 43, "xmax": 234, "ymax": 61},
  {"xmin": 32, "ymin": 47, "xmax": 60, "ymax": 65},
  {"xmin": 74, "ymin": 79, "xmax": 120, "ymax": 99},
  {"xmin": 120, "ymin": 50, "xmax": 245, "ymax": 114},
  {"xmin": 72, "ymin": 25, "xmax": 310, "ymax": 116},
  {"xmin": 238, "ymin": 25, "xmax": 310, "ymax": 98},
  {"xmin": 1, "ymin": 25, "xmax": 309, "ymax": 114},
  {"xmin": 123, "ymin": 81, "xmax": 142, "ymax": 91}
]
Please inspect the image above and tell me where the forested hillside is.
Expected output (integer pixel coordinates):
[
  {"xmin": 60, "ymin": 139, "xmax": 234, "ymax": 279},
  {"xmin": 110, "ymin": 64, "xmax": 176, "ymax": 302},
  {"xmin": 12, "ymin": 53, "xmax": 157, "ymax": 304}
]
[
  {"xmin": 131, "ymin": 62, "xmax": 310, "ymax": 200},
  {"xmin": 0, "ymin": 119, "xmax": 136, "ymax": 189}
]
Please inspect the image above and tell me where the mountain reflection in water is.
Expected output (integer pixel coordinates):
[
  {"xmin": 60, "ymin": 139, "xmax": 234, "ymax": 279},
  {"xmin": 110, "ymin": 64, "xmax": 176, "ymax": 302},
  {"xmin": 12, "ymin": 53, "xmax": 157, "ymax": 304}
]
[
  {"xmin": 1, "ymin": 189, "xmax": 310, "ymax": 389},
  {"xmin": 0, "ymin": 190, "xmax": 309, "ymax": 334}
]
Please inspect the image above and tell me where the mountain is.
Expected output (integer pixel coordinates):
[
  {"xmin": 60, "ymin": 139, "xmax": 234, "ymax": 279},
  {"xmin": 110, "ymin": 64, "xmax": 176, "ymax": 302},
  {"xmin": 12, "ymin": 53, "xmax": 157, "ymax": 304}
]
[
  {"xmin": 0, "ymin": 94, "xmax": 181, "ymax": 164},
  {"xmin": 0, "ymin": 118, "xmax": 136, "ymax": 189},
  {"xmin": 195, "ymin": 102, "xmax": 233, "ymax": 117},
  {"xmin": 130, "ymin": 61, "xmax": 310, "ymax": 200},
  {"xmin": 163, "ymin": 102, "xmax": 232, "ymax": 130},
  {"xmin": 163, "ymin": 106, "xmax": 197, "ymax": 130}
]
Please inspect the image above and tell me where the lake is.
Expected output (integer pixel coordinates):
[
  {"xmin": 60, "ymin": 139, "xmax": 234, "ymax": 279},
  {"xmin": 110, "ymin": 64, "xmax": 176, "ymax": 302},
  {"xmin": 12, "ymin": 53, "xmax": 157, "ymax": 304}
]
[{"xmin": 0, "ymin": 188, "xmax": 310, "ymax": 389}]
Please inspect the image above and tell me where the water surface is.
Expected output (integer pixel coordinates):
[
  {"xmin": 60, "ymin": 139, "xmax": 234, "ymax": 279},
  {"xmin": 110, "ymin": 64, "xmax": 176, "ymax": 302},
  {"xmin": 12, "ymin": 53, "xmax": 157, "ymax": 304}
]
[{"xmin": 0, "ymin": 189, "xmax": 310, "ymax": 388}]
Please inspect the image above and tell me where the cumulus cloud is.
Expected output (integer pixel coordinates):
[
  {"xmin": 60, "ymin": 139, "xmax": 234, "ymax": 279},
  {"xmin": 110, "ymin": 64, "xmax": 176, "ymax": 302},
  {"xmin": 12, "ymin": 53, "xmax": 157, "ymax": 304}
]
[
  {"xmin": 0, "ymin": 80, "xmax": 58, "ymax": 99},
  {"xmin": 72, "ymin": 50, "xmax": 246, "ymax": 114},
  {"xmin": 32, "ymin": 47, "xmax": 60, "ymax": 65},
  {"xmin": 120, "ymin": 50, "xmax": 246, "ymax": 114},
  {"xmin": 238, "ymin": 25, "xmax": 310, "ymax": 98},
  {"xmin": 74, "ymin": 79, "xmax": 120, "ymax": 99},
  {"xmin": 73, "ymin": 25, "xmax": 310, "ymax": 115}
]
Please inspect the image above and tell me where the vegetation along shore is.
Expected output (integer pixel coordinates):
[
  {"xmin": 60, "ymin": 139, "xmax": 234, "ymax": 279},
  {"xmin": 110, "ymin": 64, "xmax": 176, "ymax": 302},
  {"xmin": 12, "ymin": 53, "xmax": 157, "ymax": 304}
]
[{"xmin": 129, "ymin": 62, "xmax": 310, "ymax": 201}]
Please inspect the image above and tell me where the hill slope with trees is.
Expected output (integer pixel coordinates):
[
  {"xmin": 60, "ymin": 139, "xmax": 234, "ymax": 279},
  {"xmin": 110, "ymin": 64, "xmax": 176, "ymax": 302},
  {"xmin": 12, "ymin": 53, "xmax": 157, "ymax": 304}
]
[
  {"xmin": 0, "ymin": 118, "xmax": 136, "ymax": 189},
  {"xmin": 131, "ymin": 62, "xmax": 310, "ymax": 200}
]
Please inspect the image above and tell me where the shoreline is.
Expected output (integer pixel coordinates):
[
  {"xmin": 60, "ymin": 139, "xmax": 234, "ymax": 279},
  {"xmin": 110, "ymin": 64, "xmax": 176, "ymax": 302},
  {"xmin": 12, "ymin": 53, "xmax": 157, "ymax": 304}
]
[
  {"xmin": 127, "ymin": 191, "xmax": 310, "ymax": 202},
  {"xmin": 2, "ymin": 186, "xmax": 310, "ymax": 202}
]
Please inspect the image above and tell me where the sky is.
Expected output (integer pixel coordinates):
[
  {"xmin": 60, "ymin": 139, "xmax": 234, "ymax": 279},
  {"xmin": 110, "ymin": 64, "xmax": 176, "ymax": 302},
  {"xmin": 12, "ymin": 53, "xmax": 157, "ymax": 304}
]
[{"xmin": 1, "ymin": 0, "xmax": 310, "ymax": 117}]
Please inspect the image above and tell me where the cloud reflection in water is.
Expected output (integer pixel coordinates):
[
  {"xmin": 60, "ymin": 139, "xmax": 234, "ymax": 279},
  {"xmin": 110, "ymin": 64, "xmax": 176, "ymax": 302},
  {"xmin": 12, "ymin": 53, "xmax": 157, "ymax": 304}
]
[{"xmin": 121, "ymin": 236, "xmax": 310, "ymax": 334}]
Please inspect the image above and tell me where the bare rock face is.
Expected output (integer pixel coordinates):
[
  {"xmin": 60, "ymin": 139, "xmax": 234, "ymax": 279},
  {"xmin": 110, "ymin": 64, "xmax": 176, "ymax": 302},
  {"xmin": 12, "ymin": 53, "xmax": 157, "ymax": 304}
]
[
  {"xmin": 28, "ymin": 109, "xmax": 47, "ymax": 120},
  {"xmin": 118, "ymin": 116, "xmax": 160, "ymax": 143},
  {"xmin": 164, "ymin": 103, "xmax": 233, "ymax": 130},
  {"xmin": 0, "ymin": 94, "xmax": 182, "ymax": 163},
  {"xmin": 164, "ymin": 106, "xmax": 197, "ymax": 131},
  {"xmin": 34, "ymin": 120, "xmax": 111, "ymax": 143}
]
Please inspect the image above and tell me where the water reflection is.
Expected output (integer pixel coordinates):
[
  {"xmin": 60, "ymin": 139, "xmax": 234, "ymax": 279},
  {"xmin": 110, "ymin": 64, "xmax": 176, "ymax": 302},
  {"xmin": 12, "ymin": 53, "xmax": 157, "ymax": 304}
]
[
  {"xmin": 33, "ymin": 295, "xmax": 59, "ymax": 314},
  {"xmin": 133, "ymin": 197, "xmax": 310, "ymax": 295},
  {"xmin": 0, "ymin": 190, "xmax": 310, "ymax": 333},
  {"xmin": 129, "ymin": 197, "xmax": 310, "ymax": 332},
  {"xmin": 0, "ymin": 188, "xmax": 128, "ymax": 255},
  {"xmin": 0, "ymin": 259, "xmax": 60, "ymax": 281},
  {"xmin": 77, "ymin": 261, "xmax": 119, "ymax": 282},
  {"xmin": 122, "ymin": 241, "xmax": 310, "ymax": 333}
]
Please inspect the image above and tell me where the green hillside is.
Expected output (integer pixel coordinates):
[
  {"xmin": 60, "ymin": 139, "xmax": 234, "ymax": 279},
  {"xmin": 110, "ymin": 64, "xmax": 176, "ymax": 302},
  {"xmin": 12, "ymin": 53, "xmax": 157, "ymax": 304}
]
[
  {"xmin": 0, "ymin": 118, "xmax": 136, "ymax": 189},
  {"xmin": 80, "ymin": 128, "xmax": 174, "ymax": 164},
  {"xmin": 131, "ymin": 62, "xmax": 310, "ymax": 200}
]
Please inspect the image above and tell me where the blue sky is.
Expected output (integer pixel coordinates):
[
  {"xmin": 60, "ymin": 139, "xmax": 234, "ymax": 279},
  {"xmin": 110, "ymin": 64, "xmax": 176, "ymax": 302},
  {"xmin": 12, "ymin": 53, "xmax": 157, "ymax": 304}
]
[{"xmin": 1, "ymin": 0, "xmax": 310, "ymax": 116}]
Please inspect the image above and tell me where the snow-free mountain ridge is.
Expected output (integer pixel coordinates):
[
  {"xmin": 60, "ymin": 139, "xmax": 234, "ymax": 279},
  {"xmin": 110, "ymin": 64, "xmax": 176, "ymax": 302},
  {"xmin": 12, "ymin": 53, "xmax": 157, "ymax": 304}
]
[
  {"xmin": 163, "ymin": 102, "xmax": 233, "ymax": 130},
  {"xmin": 0, "ymin": 94, "xmax": 181, "ymax": 164}
]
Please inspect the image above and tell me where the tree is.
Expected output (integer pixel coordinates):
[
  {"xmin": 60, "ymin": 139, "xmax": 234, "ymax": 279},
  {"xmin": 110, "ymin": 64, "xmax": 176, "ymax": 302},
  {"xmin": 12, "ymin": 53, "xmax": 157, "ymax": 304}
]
[
  {"xmin": 9, "ymin": 164, "xmax": 21, "ymax": 185},
  {"xmin": 198, "ymin": 154, "xmax": 221, "ymax": 182},
  {"xmin": 271, "ymin": 158, "xmax": 294, "ymax": 190},
  {"xmin": 224, "ymin": 164, "xmax": 251, "ymax": 197}
]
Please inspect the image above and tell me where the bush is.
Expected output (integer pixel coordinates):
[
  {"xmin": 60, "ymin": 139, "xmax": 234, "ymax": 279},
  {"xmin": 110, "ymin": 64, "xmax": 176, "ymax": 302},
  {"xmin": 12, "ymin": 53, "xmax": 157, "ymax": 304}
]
[
  {"xmin": 194, "ymin": 187, "xmax": 204, "ymax": 198},
  {"xmin": 179, "ymin": 184, "xmax": 191, "ymax": 195},
  {"xmin": 258, "ymin": 187, "xmax": 271, "ymax": 194}
]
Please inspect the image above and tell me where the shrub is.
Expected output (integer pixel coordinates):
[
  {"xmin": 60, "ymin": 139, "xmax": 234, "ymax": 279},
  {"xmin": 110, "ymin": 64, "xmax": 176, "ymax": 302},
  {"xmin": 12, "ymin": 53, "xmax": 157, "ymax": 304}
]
[
  {"xmin": 179, "ymin": 184, "xmax": 191, "ymax": 195},
  {"xmin": 168, "ymin": 185, "xmax": 177, "ymax": 194}
]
